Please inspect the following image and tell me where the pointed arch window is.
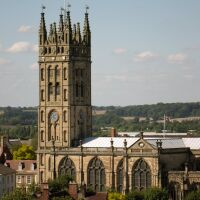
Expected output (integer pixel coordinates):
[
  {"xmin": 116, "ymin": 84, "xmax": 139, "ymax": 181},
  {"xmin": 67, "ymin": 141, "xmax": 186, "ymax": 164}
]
[
  {"xmin": 132, "ymin": 159, "xmax": 151, "ymax": 190},
  {"xmin": 88, "ymin": 157, "xmax": 105, "ymax": 192},
  {"xmin": 58, "ymin": 157, "xmax": 76, "ymax": 180},
  {"xmin": 117, "ymin": 160, "xmax": 124, "ymax": 192}
]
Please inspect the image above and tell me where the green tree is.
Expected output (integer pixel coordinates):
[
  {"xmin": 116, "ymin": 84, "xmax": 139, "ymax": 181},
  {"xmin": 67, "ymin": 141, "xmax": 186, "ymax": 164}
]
[{"xmin": 13, "ymin": 144, "xmax": 36, "ymax": 160}]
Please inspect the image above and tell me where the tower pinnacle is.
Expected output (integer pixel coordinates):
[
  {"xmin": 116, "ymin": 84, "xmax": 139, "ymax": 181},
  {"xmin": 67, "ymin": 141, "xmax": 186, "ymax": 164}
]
[
  {"xmin": 39, "ymin": 10, "xmax": 47, "ymax": 45},
  {"xmin": 83, "ymin": 10, "xmax": 91, "ymax": 45}
]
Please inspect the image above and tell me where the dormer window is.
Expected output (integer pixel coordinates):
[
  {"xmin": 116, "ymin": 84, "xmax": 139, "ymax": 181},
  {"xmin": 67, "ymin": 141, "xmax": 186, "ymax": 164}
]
[
  {"xmin": 31, "ymin": 163, "xmax": 37, "ymax": 171},
  {"xmin": 18, "ymin": 162, "xmax": 24, "ymax": 171},
  {"xmin": 5, "ymin": 163, "xmax": 10, "ymax": 168}
]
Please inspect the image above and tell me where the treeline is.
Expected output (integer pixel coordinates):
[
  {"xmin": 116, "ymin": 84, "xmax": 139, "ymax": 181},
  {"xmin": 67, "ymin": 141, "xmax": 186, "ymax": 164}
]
[
  {"xmin": 0, "ymin": 107, "xmax": 37, "ymax": 125},
  {"xmin": 94, "ymin": 102, "xmax": 200, "ymax": 120},
  {"xmin": 93, "ymin": 112, "xmax": 200, "ymax": 135},
  {"xmin": 0, "ymin": 103, "xmax": 200, "ymax": 139}
]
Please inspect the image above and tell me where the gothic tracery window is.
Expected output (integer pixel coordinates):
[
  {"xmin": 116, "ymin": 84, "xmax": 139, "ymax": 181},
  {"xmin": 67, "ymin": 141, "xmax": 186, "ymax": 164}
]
[
  {"xmin": 88, "ymin": 157, "xmax": 105, "ymax": 192},
  {"xmin": 58, "ymin": 157, "xmax": 76, "ymax": 180},
  {"xmin": 117, "ymin": 160, "xmax": 124, "ymax": 192},
  {"xmin": 132, "ymin": 159, "xmax": 151, "ymax": 190}
]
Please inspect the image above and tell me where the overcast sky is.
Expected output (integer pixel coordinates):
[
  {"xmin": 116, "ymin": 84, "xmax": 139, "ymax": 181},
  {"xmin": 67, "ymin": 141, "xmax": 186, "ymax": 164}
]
[{"xmin": 0, "ymin": 0, "xmax": 200, "ymax": 106}]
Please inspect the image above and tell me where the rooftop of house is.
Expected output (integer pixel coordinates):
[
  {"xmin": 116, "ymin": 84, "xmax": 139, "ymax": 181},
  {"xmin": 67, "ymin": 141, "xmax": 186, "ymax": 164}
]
[
  {"xmin": 0, "ymin": 164, "xmax": 16, "ymax": 175},
  {"xmin": 5, "ymin": 160, "xmax": 37, "ymax": 172}
]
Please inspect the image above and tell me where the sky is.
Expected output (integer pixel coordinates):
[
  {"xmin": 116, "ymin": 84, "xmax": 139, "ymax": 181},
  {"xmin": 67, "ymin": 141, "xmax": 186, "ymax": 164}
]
[{"xmin": 0, "ymin": 0, "xmax": 200, "ymax": 106}]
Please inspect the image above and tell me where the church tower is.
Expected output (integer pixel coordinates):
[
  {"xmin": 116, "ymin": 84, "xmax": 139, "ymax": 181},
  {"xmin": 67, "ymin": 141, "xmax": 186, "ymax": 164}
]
[{"xmin": 38, "ymin": 8, "xmax": 92, "ymax": 182}]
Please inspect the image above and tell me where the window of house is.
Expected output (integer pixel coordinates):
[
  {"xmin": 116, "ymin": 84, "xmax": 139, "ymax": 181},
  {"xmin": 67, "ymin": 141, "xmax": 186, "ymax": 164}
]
[
  {"xmin": 27, "ymin": 176, "xmax": 32, "ymax": 184},
  {"xmin": 17, "ymin": 175, "xmax": 21, "ymax": 183}
]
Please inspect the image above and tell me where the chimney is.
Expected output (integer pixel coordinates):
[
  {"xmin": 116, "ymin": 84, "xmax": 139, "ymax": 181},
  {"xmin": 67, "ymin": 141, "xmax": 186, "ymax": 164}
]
[
  {"xmin": 111, "ymin": 128, "xmax": 117, "ymax": 137},
  {"xmin": 40, "ymin": 183, "xmax": 49, "ymax": 200},
  {"xmin": 68, "ymin": 181, "xmax": 78, "ymax": 200}
]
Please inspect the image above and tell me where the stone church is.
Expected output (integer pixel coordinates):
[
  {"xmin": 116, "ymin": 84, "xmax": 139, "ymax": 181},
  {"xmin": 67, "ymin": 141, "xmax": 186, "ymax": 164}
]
[{"xmin": 37, "ymin": 7, "xmax": 200, "ymax": 200}]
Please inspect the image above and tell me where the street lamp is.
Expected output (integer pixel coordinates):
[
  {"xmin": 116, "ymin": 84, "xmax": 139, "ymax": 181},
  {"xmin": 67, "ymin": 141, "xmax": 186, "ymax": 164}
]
[{"xmin": 52, "ymin": 138, "xmax": 56, "ymax": 179}]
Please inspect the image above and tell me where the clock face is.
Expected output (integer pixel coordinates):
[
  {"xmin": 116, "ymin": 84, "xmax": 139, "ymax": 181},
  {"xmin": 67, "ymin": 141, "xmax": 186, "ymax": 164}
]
[{"xmin": 51, "ymin": 111, "xmax": 58, "ymax": 122}]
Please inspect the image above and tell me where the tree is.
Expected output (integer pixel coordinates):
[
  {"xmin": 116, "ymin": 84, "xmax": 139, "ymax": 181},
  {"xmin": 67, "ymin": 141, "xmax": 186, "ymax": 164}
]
[{"xmin": 13, "ymin": 144, "xmax": 36, "ymax": 160}]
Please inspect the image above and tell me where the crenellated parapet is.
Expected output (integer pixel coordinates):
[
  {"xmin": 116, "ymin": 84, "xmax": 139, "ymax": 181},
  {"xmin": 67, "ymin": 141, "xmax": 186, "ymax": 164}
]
[{"xmin": 39, "ymin": 9, "xmax": 91, "ymax": 58}]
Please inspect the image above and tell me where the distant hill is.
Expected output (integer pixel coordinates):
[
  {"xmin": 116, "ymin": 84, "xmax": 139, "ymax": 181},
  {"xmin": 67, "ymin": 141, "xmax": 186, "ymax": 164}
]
[
  {"xmin": 93, "ymin": 102, "xmax": 200, "ymax": 120},
  {"xmin": 1, "ymin": 102, "xmax": 200, "ymax": 138}
]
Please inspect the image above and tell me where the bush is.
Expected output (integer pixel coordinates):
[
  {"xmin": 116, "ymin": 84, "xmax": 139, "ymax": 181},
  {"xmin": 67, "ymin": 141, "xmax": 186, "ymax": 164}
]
[
  {"xmin": 1, "ymin": 188, "xmax": 32, "ymax": 200},
  {"xmin": 126, "ymin": 190, "xmax": 144, "ymax": 200},
  {"xmin": 48, "ymin": 175, "xmax": 73, "ymax": 193},
  {"xmin": 144, "ymin": 188, "xmax": 168, "ymax": 200},
  {"xmin": 108, "ymin": 192, "xmax": 125, "ymax": 200},
  {"xmin": 185, "ymin": 190, "xmax": 200, "ymax": 200}
]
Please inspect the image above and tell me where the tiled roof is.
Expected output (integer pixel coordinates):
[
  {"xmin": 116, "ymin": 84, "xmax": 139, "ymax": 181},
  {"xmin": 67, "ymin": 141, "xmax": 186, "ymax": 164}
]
[{"xmin": 0, "ymin": 164, "xmax": 16, "ymax": 175}]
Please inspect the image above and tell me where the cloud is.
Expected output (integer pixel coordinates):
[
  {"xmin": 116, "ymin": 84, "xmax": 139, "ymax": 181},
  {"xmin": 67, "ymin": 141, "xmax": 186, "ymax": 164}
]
[
  {"xmin": 7, "ymin": 42, "xmax": 37, "ymax": 53},
  {"xmin": 0, "ymin": 58, "xmax": 11, "ymax": 66},
  {"xmin": 168, "ymin": 53, "xmax": 187, "ymax": 64},
  {"xmin": 18, "ymin": 25, "xmax": 33, "ymax": 33},
  {"xmin": 113, "ymin": 48, "xmax": 127, "ymax": 55},
  {"xmin": 134, "ymin": 51, "xmax": 158, "ymax": 62},
  {"xmin": 30, "ymin": 63, "xmax": 38, "ymax": 70}
]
